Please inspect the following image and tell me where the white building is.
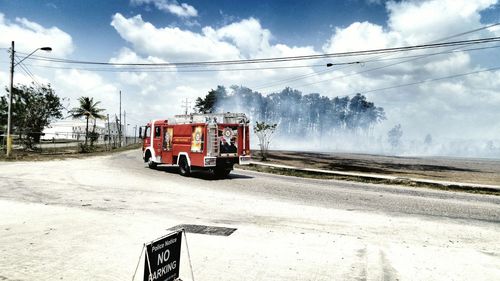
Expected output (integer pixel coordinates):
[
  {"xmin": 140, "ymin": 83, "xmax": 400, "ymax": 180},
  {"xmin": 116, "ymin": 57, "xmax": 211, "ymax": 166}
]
[{"xmin": 42, "ymin": 119, "xmax": 111, "ymax": 142}]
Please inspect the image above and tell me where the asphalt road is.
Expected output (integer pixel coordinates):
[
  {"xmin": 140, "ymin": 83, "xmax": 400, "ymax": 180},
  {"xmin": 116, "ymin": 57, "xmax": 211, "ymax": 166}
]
[
  {"xmin": 0, "ymin": 149, "xmax": 499, "ymax": 280},
  {"xmin": 108, "ymin": 149, "xmax": 500, "ymax": 223}
]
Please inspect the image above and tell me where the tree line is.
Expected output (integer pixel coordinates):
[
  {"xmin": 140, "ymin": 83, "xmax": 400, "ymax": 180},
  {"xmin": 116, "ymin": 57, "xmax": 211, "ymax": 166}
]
[
  {"xmin": 1, "ymin": 82, "xmax": 107, "ymax": 153},
  {"xmin": 0, "ymin": 83, "xmax": 63, "ymax": 149},
  {"xmin": 195, "ymin": 85, "xmax": 386, "ymax": 138}
]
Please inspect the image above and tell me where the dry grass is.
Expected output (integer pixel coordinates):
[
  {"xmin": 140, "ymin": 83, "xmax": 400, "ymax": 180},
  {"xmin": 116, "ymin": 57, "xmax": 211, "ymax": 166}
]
[
  {"xmin": 0, "ymin": 143, "xmax": 141, "ymax": 162},
  {"xmin": 250, "ymin": 150, "xmax": 500, "ymax": 186},
  {"xmin": 239, "ymin": 164, "xmax": 498, "ymax": 195}
]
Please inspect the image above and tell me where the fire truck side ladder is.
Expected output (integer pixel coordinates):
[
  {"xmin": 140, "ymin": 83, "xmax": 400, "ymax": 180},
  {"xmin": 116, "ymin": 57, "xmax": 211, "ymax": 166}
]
[{"xmin": 207, "ymin": 124, "xmax": 219, "ymax": 157}]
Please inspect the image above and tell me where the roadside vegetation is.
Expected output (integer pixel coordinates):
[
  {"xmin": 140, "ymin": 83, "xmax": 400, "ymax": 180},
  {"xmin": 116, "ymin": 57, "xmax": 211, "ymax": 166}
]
[
  {"xmin": 0, "ymin": 83, "xmax": 64, "ymax": 150},
  {"xmin": 253, "ymin": 121, "xmax": 277, "ymax": 161},
  {"xmin": 68, "ymin": 96, "xmax": 106, "ymax": 153},
  {"xmin": 1, "ymin": 83, "xmax": 133, "ymax": 159},
  {"xmin": 0, "ymin": 142, "xmax": 141, "ymax": 161}
]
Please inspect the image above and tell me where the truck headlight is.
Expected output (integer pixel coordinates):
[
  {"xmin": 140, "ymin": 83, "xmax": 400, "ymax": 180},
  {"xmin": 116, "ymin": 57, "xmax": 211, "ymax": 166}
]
[{"xmin": 204, "ymin": 157, "xmax": 217, "ymax": 166}]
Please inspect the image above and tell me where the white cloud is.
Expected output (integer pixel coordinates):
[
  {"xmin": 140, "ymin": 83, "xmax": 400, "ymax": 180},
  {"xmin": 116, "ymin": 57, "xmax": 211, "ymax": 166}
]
[
  {"xmin": 109, "ymin": 47, "xmax": 174, "ymax": 90},
  {"xmin": 215, "ymin": 18, "xmax": 272, "ymax": 58},
  {"xmin": 2, "ymin": 0, "xmax": 500, "ymax": 151},
  {"xmin": 0, "ymin": 13, "xmax": 117, "ymax": 119},
  {"xmin": 422, "ymin": 52, "xmax": 471, "ymax": 75},
  {"xmin": 111, "ymin": 13, "xmax": 240, "ymax": 61},
  {"xmin": 108, "ymin": 14, "xmax": 324, "ymax": 122},
  {"xmin": 109, "ymin": 1, "xmax": 500, "ymax": 142},
  {"xmin": 313, "ymin": 0, "xmax": 500, "ymax": 141},
  {"xmin": 108, "ymin": 47, "xmax": 202, "ymax": 118},
  {"xmin": 52, "ymin": 69, "xmax": 119, "ymax": 114},
  {"xmin": 323, "ymin": 21, "xmax": 400, "ymax": 53},
  {"xmin": 387, "ymin": 0, "xmax": 497, "ymax": 44},
  {"xmin": 0, "ymin": 13, "xmax": 73, "ymax": 57},
  {"xmin": 131, "ymin": 0, "xmax": 198, "ymax": 18}
]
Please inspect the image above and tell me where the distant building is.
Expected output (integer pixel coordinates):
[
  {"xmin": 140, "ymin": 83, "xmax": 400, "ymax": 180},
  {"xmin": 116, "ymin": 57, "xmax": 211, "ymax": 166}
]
[
  {"xmin": 104, "ymin": 122, "xmax": 125, "ymax": 146},
  {"xmin": 42, "ymin": 119, "xmax": 122, "ymax": 142}
]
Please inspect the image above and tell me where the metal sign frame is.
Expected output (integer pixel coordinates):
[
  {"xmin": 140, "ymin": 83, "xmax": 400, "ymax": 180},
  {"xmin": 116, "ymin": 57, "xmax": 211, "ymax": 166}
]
[{"xmin": 132, "ymin": 229, "xmax": 195, "ymax": 281}]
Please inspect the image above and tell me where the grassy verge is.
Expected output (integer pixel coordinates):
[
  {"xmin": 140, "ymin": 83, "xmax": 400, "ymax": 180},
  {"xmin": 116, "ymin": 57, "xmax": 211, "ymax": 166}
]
[
  {"xmin": 0, "ymin": 143, "xmax": 141, "ymax": 162},
  {"xmin": 238, "ymin": 164, "xmax": 499, "ymax": 196}
]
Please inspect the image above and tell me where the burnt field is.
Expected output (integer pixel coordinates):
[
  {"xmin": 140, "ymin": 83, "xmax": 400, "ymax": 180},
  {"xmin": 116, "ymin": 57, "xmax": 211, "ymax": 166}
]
[{"xmin": 255, "ymin": 150, "xmax": 500, "ymax": 186}]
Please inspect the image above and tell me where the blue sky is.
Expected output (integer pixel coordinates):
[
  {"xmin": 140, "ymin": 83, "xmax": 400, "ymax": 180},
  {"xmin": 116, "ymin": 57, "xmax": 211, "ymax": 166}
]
[
  {"xmin": 1, "ymin": 0, "xmax": 500, "ymax": 154},
  {"xmin": 0, "ymin": 0, "xmax": 390, "ymax": 59}
]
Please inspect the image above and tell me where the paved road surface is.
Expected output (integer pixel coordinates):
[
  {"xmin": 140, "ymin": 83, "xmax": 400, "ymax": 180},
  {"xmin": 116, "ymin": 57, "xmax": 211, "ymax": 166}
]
[{"xmin": 0, "ymin": 149, "xmax": 499, "ymax": 280}]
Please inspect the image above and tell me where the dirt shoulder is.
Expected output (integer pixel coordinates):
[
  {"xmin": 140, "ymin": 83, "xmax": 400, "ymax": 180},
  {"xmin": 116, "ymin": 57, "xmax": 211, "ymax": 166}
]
[
  {"xmin": 250, "ymin": 150, "xmax": 500, "ymax": 186},
  {"xmin": 0, "ymin": 143, "xmax": 141, "ymax": 162}
]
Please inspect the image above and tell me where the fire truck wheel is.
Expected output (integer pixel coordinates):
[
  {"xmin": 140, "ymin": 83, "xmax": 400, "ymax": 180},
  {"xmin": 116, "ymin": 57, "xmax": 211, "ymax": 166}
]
[
  {"xmin": 215, "ymin": 166, "xmax": 232, "ymax": 178},
  {"xmin": 179, "ymin": 157, "xmax": 191, "ymax": 177},
  {"xmin": 147, "ymin": 158, "xmax": 157, "ymax": 169}
]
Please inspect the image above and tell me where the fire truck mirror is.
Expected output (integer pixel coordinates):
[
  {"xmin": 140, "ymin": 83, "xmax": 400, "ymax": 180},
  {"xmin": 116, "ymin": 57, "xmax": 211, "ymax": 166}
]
[{"xmin": 138, "ymin": 127, "xmax": 143, "ymax": 139}]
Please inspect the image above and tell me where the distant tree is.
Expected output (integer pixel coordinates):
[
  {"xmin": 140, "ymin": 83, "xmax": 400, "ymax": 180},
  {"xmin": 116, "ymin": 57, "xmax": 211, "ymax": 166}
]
[
  {"xmin": 346, "ymin": 93, "xmax": 385, "ymax": 134},
  {"xmin": 266, "ymin": 87, "xmax": 302, "ymax": 136},
  {"xmin": 331, "ymin": 96, "xmax": 349, "ymax": 131},
  {"xmin": 228, "ymin": 85, "xmax": 268, "ymax": 120},
  {"xmin": 69, "ymin": 97, "xmax": 105, "ymax": 147},
  {"xmin": 254, "ymin": 121, "xmax": 277, "ymax": 161},
  {"xmin": 194, "ymin": 85, "xmax": 227, "ymax": 113},
  {"xmin": 388, "ymin": 124, "xmax": 403, "ymax": 150},
  {"xmin": 89, "ymin": 118, "xmax": 100, "ymax": 146},
  {"xmin": 194, "ymin": 86, "xmax": 386, "ymax": 142},
  {"xmin": 0, "ymin": 83, "xmax": 63, "ymax": 149},
  {"xmin": 424, "ymin": 133, "xmax": 432, "ymax": 146}
]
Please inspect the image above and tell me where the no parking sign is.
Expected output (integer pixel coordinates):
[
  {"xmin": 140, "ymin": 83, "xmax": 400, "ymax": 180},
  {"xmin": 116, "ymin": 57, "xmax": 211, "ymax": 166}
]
[{"xmin": 143, "ymin": 230, "xmax": 182, "ymax": 281}]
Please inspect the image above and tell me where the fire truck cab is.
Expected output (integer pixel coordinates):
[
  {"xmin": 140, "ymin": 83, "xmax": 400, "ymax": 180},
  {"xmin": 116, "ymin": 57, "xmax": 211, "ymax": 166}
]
[{"xmin": 139, "ymin": 113, "xmax": 251, "ymax": 177}]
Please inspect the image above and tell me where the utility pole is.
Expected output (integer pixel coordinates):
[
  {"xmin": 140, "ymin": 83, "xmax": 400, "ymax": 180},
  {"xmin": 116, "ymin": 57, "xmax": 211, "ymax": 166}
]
[
  {"xmin": 124, "ymin": 110, "xmax": 127, "ymax": 146},
  {"xmin": 5, "ymin": 41, "xmax": 51, "ymax": 157},
  {"xmin": 182, "ymin": 98, "xmax": 191, "ymax": 115},
  {"xmin": 6, "ymin": 41, "xmax": 14, "ymax": 157},
  {"xmin": 107, "ymin": 114, "xmax": 111, "ymax": 150},
  {"xmin": 115, "ymin": 114, "xmax": 119, "ymax": 148},
  {"xmin": 118, "ymin": 90, "xmax": 122, "ymax": 147},
  {"xmin": 134, "ymin": 125, "xmax": 137, "ymax": 144}
]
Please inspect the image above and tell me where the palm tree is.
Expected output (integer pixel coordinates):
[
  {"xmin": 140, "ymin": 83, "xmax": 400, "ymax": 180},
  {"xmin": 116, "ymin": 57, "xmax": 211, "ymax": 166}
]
[{"xmin": 69, "ymin": 97, "xmax": 106, "ymax": 146}]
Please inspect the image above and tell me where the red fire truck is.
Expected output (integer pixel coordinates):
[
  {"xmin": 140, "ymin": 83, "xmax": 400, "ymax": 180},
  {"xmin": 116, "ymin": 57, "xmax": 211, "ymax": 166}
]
[{"xmin": 139, "ymin": 113, "xmax": 251, "ymax": 177}]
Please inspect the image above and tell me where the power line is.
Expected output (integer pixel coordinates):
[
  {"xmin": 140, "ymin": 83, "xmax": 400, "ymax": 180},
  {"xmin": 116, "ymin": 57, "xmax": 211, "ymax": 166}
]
[
  {"xmin": 17, "ymin": 44, "xmax": 500, "ymax": 76},
  {"xmin": 251, "ymin": 61, "xmax": 358, "ymax": 90},
  {"xmin": 20, "ymin": 36, "xmax": 500, "ymax": 67},
  {"xmin": 14, "ymin": 56, "xmax": 43, "ymax": 88},
  {"xmin": 19, "ymin": 62, "xmax": 329, "ymax": 72},
  {"xmin": 252, "ymin": 22, "xmax": 500, "ymax": 91},
  {"xmin": 431, "ymin": 22, "xmax": 500, "ymax": 43},
  {"xmin": 350, "ymin": 66, "xmax": 500, "ymax": 97},
  {"xmin": 7, "ymin": 22, "xmax": 500, "ymax": 71},
  {"xmin": 263, "ymin": 43, "xmax": 500, "ymax": 91}
]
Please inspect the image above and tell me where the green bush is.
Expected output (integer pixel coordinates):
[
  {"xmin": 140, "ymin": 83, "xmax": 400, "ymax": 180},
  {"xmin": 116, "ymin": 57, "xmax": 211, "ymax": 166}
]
[{"xmin": 78, "ymin": 143, "xmax": 96, "ymax": 153}]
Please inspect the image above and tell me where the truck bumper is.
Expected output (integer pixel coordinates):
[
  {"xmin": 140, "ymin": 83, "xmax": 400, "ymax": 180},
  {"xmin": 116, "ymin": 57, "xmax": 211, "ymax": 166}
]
[{"xmin": 239, "ymin": 155, "xmax": 252, "ymax": 165}]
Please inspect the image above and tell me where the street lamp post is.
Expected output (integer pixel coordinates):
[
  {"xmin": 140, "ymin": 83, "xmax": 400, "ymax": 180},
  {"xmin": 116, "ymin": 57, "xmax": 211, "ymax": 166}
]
[
  {"xmin": 6, "ymin": 41, "xmax": 52, "ymax": 157},
  {"xmin": 126, "ymin": 123, "xmax": 130, "ymax": 145},
  {"xmin": 133, "ymin": 125, "xmax": 137, "ymax": 144}
]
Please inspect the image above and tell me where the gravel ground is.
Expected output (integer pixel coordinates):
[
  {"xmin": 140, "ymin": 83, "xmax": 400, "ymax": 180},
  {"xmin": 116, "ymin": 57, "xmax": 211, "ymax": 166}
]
[{"xmin": 0, "ymin": 149, "xmax": 499, "ymax": 280}]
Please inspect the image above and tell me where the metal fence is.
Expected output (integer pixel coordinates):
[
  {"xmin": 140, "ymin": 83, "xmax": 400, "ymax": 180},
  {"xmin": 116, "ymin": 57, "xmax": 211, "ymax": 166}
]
[{"xmin": 0, "ymin": 130, "xmax": 140, "ymax": 155}]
